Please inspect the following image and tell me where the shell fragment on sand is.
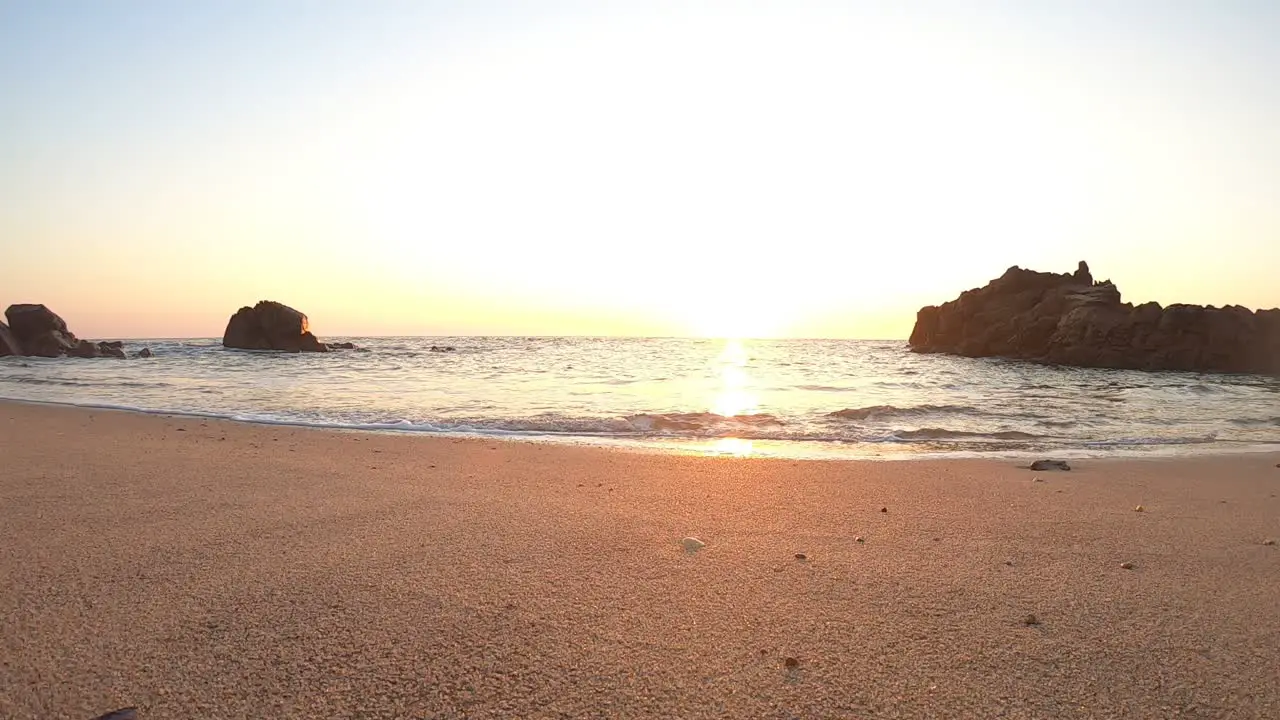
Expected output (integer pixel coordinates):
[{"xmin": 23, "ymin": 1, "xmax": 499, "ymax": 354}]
[
  {"xmin": 1029, "ymin": 460, "xmax": 1071, "ymax": 471},
  {"xmin": 680, "ymin": 537, "xmax": 705, "ymax": 553}
]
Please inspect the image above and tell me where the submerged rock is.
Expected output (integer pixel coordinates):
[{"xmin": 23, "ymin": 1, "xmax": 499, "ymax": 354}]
[
  {"xmin": 909, "ymin": 262, "xmax": 1280, "ymax": 375},
  {"xmin": 222, "ymin": 300, "xmax": 331, "ymax": 352}
]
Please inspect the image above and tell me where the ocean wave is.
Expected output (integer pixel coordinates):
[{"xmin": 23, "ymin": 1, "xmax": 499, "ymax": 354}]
[
  {"xmin": 625, "ymin": 412, "xmax": 783, "ymax": 434},
  {"xmin": 828, "ymin": 404, "xmax": 979, "ymax": 421},
  {"xmin": 1082, "ymin": 434, "xmax": 1219, "ymax": 447},
  {"xmin": 0, "ymin": 376, "xmax": 173, "ymax": 390},
  {"xmin": 892, "ymin": 428, "xmax": 1043, "ymax": 441},
  {"xmin": 1229, "ymin": 417, "xmax": 1280, "ymax": 427}
]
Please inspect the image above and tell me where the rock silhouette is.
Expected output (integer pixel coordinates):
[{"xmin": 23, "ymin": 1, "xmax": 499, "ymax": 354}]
[
  {"xmin": 222, "ymin": 301, "xmax": 333, "ymax": 352},
  {"xmin": 909, "ymin": 263, "xmax": 1280, "ymax": 375},
  {"xmin": 2, "ymin": 304, "xmax": 126, "ymax": 359}
]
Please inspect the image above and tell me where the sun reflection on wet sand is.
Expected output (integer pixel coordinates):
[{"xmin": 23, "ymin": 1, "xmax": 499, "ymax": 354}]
[{"xmin": 708, "ymin": 437, "xmax": 755, "ymax": 456}]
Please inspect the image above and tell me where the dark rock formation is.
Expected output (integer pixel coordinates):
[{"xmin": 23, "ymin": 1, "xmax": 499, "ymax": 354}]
[
  {"xmin": 1029, "ymin": 460, "xmax": 1071, "ymax": 471},
  {"xmin": 222, "ymin": 301, "xmax": 332, "ymax": 352},
  {"xmin": 1, "ymin": 304, "xmax": 126, "ymax": 359},
  {"xmin": 0, "ymin": 321, "xmax": 21, "ymax": 356},
  {"xmin": 137, "ymin": 347, "xmax": 153, "ymax": 358},
  {"xmin": 909, "ymin": 263, "xmax": 1280, "ymax": 375},
  {"xmin": 327, "ymin": 342, "xmax": 356, "ymax": 350},
  {"xmin": 5, "ymin": 303, "xmax": 68, "ymax": 339}
]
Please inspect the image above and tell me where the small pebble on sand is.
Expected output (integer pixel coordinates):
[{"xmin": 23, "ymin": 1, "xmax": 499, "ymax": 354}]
[
  {"xmin": 880, "ymin": 507, "xmax": 888, "ymax": 513},
  {"xmin": 784, "ymin": 657, "xmax": 800, "ymax": 669},
  {"xmin": 1005, "ymin": 560, "xmax": 1015, "ymax": 566},
  {"xmin": 1023, "ymin": 614, "xmax": 1040, "ymax": 626},
  {"xmin": 1134, "ymin": 505, "xmax": 1145, "ymax": 512},
  {"xmin": 794, "ymin": 553, "xmax": 807, "ymax": 561},
  {"xmin": 1120, "ymin": 561, "xmax": 1135, "ymax": 570},
  {"xmin": 855, "ymin": 536, "xmax": 865, "ymax": 543},
  {"xmin": 1263, "ymin": 539, "xmax": 1276, "ymax": 546}
]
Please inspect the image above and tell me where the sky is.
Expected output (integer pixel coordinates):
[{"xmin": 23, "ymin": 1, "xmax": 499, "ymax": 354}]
[{"xmin": 1, "ymin": 0, "xmax": 1277, "ymax": 339}]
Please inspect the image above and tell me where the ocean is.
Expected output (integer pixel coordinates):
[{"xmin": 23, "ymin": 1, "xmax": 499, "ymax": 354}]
[{"xmin": 1, "ymin": 337, "xmax": 1277, "ymax": 459}]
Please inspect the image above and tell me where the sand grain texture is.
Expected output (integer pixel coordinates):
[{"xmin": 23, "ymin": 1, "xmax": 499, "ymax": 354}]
[{"xmin": 2, "ymin": 401, "xmax": 1279, "ymax": 719}]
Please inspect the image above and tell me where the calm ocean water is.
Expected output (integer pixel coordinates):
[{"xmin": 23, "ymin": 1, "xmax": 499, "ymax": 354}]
[{"xmin": 1, "ymin": 337, "xmax": 1277, "ymax": 459}]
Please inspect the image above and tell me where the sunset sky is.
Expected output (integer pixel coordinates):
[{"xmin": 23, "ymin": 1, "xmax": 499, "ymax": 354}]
[{"xmin": 2, "ymin": 1, "xmax": 1277, "ymax": 339}]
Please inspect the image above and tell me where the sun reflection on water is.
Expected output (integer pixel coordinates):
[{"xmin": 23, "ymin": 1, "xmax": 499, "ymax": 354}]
[{"xmin": 707, "ymin": 339, "xmax": 759, "ymax": 456}]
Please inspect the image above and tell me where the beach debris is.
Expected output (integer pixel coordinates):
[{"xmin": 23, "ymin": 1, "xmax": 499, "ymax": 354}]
[
  {"xmin": 794, "ymin": 553, "xmax": 808, "ymax": 561},
  {"xmin": 1029, "ymin": 460, "xmax": 1071, "ymax": 471},
  {"xmin": 1119, "ymin": 561, "xmax": 1135, "ymax": 570},
  {"xmin": 1022, "ymin": 613, "xmax": 1040, "ymax": 626},
  {"xmin": 1263, "ymin": 539, "xmax": 1276, "ymax": 546},
  {"xmin": 681, "ymin": 537, "xmax": 705, "ymax": 553},
  {"xmin": 784, "ymin": 656, "xmax": 800, "ymax": 669},
  {"xmin": 1134, "ymin": 505, "xmax": 1145, "ymax": 512},
  {"xmin": 855, "ymin": 536, "xmax": 865, "ymax": 543}
]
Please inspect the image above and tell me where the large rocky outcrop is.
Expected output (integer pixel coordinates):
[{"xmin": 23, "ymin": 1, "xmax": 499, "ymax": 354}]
[
  {"xmin": 0, "ymin": 321, "xmax": 21, "ymax": 356},
  {"xmin": 1, "ymin": 304, "xmax": 126, "ymax": 359},
  {"xmin": 909, "ymin": 262, "xmax": 1280, "ymax": 375},
  {"xmin": 222, "ymin": 301, "xmax": 332, "ymax": 352}
]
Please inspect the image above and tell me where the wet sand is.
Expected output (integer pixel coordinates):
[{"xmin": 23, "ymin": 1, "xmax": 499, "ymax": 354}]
[{"xmin": 2, "ymin": 400, "xmax": 1278, "ymax": 719}]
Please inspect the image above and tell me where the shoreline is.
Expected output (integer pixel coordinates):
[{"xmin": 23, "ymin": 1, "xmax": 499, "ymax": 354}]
[
  {"xmin": 2, "ymin": 400, "xmax": 1279, "ymax": 717},
  {"xmin": 3, "ymin": 395, "xmax": 1277, "ymax": 463}
]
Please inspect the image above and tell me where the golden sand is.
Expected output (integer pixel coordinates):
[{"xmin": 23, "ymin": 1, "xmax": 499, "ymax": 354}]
[{"xmin": 2, "ymin": 401, "xmax": 1278, "ymax": 718}]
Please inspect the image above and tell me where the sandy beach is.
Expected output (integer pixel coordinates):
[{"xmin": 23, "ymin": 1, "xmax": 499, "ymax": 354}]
[{"xmin": 1, "ymin": 401, "xmax": 1278, "ymax": 719}]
